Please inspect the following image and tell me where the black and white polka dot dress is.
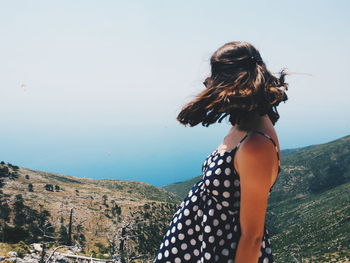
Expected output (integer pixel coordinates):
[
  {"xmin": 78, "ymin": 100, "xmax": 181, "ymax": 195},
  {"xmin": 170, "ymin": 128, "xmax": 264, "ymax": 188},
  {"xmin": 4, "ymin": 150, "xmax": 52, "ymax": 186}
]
[{"xmin": 153, "ymin": 130, "xmax": 281, "ymax": 263}]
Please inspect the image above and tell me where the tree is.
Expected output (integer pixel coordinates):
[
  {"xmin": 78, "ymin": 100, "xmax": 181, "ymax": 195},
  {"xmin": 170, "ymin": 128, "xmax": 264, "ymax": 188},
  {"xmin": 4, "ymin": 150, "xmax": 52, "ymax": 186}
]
[
  {"xmin": 0, "ymin": 179, "xmax": 5, "ymax": 188},
  {"xmin": 4, "ymin": 194, "xmax": 30, "ymax": 243},
  {"xmin": 28, "ymin": 183, "xmax": 34, "ymax": 192},
  {"xmin": 106, "ymin": 216, "xmax": 151, "ymax": 263},
  {"xmin": 58, "ymin": 206, "xmax": 86, "ymax": 250},
  {"xmin": 102, "ymin": 195, "xmax": 108, "ymax": 207},
  {"xmin": 95, "ymin": 242, "xmax": 109, "ymax": 254},
  {"xmin": 27, "ymin": 204, "xmax": 54, "ymax": 243},
  {"xmin": 38, "ymin": 206, "xmax": 51, "ymax": 230},
  {"xmin": 112, "ymin": 204, "xmax": 122, "ymax": 218},
  {"xmin": 13, "ymin": 194, "xmax": 26, "ymax": 226},
  {"xmin": 9, "ymin": 172, "xmax": 19, "ymax": 180},
  {"xmin": 0, "ymin": 190, "xmax": 11, "ymax": 242},
  {"xmin": 0, "ymin": 167, "xmax": 9, "ymax": 177},
  {"xmin": 73, "ymin": 223, "xmax": 86, "ymax": 248},
  {"xmin": 44, "ymin": 184, "xmax": 54, "ymax": 192},
  {"xmin": 59, "ymin": 225, "xmax": 69, "ymax": 242}
]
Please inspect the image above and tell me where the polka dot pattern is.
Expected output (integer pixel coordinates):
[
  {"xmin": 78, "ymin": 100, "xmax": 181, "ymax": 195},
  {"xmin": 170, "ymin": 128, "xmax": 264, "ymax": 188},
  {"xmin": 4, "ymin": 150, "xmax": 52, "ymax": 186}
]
[{"xmin": 153, "ymin": 130, "xmax": 281, "ymax": 263}]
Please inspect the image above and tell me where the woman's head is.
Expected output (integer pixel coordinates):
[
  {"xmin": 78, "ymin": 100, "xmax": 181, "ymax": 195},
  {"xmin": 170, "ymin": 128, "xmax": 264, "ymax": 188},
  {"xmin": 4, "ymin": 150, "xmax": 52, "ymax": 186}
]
[{"xmin": 177, "ymin": 41, "xmax": 289, "ymax": 127}]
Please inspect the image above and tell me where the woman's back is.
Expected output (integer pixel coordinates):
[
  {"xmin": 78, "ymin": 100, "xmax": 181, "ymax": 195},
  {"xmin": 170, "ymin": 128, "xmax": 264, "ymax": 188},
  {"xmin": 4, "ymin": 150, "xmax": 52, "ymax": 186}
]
[
  {"xmin": 152, "ymin": 129, "xmax": 281, "ymax": 263},
  {"xmin": 154, "ymin": 41, "xmax": 289, "ymax": 263}
]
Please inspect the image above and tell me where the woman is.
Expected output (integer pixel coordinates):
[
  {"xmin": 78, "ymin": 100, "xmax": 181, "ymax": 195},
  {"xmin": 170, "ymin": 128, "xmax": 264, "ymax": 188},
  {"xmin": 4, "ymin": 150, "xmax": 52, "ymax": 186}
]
[{"xmin": 153, "ymin": 41, "xmax": 288, "ymax": 263}]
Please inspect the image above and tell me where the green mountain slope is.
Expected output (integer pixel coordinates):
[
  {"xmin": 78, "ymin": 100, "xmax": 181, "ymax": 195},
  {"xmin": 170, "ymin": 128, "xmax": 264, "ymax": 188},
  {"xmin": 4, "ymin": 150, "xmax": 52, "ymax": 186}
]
[
  {"xmin": 267, "ymin": 181, "xmax": 350, "ymax": 262},
  {"xmin": 162, "ymin": 176, "xmax": 201, "ymax": 200},
  {"xmin": 269, "ymin": 134, "xmax": 350, "ymax": 204},
  {"xmin": 162, "ymin": 133, "xmax": 350, "ymax": 262}
]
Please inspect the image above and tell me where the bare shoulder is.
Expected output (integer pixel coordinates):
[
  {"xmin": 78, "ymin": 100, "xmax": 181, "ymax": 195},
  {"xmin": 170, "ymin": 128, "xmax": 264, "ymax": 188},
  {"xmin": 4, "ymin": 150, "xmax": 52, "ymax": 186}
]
[
  {"xmin": 234, "ymin": 132, "xmax": 277, "ymax": 177},
  {"xmin": 239, "ymin": 132, "xmax": 276, "ymax": 155}
]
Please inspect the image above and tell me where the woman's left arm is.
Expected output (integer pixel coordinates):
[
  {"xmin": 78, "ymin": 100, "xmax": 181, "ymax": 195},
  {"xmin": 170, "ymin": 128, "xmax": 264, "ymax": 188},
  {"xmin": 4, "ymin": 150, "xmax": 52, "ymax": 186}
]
[{"xmin": 233, "ymin": 133, "xmax": 277, "ymax": 263}]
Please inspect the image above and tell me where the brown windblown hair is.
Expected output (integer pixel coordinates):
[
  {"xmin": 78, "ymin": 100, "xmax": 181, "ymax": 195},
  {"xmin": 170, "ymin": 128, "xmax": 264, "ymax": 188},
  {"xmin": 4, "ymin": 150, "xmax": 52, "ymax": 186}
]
[{"xmin": 176, "ymin": 41, "xmax": 289, "ymax": 127}]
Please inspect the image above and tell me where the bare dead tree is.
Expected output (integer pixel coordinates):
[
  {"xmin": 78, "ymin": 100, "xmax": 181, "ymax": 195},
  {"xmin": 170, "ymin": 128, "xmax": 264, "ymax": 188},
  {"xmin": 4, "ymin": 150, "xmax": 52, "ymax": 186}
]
[
  {"xmin": 45, "ymin": 245, "xmax": 75, "ymax": 263},
  {"xmin": 67, "ymin": 208, "xmax": 73, "ymax": 246},
  {"xmin": 104, "ymin": 212, "xmax": 154, "ymax": 263},
  {"xmin": 37, "ymin": 221, "xmax": 59, "ymax": 263}
]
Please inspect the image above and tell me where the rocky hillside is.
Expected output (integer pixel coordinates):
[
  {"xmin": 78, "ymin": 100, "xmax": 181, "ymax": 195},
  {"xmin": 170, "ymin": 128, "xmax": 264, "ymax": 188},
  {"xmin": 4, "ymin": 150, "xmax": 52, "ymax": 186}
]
[
  {"xmin": 0, "ymin": 162, "xmax": 182, "ymax": 262},
  {"xmin": 162, "ymin": 133, "xmax": 350, "ymax": 263}
]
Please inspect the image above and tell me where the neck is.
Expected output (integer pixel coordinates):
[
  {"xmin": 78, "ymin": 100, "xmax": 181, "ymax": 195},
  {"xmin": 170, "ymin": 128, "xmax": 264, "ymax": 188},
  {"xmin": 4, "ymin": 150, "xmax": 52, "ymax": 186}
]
[{"xmin": 235, "ymin": 112, "xmax": 270, "ymax": 132}]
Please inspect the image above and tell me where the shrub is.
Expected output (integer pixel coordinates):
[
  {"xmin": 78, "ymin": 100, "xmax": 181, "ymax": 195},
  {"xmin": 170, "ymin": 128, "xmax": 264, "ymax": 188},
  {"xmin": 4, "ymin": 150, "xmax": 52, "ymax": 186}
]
[
  {"xmin": 44, "ymin": 184, "xmax": 54, "ymax": 192},
  {"xmin": 13, "ymin": 241, "xmax": 29, "ymax": 257}
]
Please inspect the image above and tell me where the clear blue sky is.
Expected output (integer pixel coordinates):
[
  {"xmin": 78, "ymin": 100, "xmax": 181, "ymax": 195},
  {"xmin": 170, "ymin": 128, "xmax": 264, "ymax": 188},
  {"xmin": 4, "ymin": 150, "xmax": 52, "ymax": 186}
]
[{"xmin": 0, "ymin": 0, "xmax": 349, "ymax": 186}]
